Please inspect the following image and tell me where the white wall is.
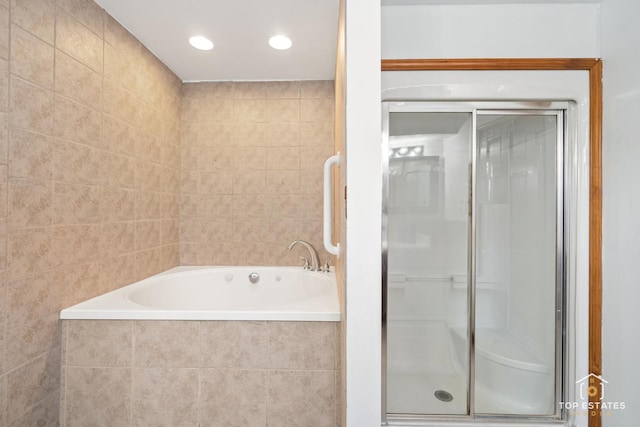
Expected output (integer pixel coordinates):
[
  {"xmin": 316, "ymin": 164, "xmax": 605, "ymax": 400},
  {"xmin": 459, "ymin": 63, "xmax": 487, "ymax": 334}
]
[
  {"xmin": 382, "ymin": 3, "xmax": 599, "ymax": 59},
  {"xmin": 345, "ymin": 2, "xmax": 600, "ymax": 425},
  {"xmin": 601, "ymin": 1, "xmax": 640, "ymax": 425},
  {"xmin": 344, "ymin": 0, "xmax": 381, "ymax": 425},
  {"xmin": 344, "ymin": 1, "xmax": 604, "ymax": 424}
]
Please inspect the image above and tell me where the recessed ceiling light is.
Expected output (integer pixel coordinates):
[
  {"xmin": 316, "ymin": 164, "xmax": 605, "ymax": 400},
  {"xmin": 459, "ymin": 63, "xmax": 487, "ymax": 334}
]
[
  {"xmin": 189, "ymin": 36, "xmax": 213, "ymax": 51},
  {"xmin": 269, "ymin": 35, "xmax": 292, "ymax": 50}
]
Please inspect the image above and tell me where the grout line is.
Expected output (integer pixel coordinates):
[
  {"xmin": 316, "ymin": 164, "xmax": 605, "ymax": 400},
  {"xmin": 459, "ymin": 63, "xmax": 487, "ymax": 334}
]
[
  {"xmin": 197, "ymin": 320, "xmax": 202, "ymax": 425},
  {"xmin": 130, "ymin": 320, "xmax": 134, "ymax": 424},
  {"xmin": 61, "ymin": 319, "xmax": 68, "ymax": 426},
  {"xmin": 4, "ymin": 0, "xmax": 12, "ymax": 297},
  {"xmin": 0, "ymin": 371, "xmax": 5, "ymax": 426},
  {"xmin": 266, "ymin": 320, "xmax": 270, "ymax": 424}
]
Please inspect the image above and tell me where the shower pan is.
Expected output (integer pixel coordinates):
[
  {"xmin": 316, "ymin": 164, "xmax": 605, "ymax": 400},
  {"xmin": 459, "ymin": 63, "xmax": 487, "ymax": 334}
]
[{"xmin": 382, "ymin": 102, "xmax": 568, "ymax": 424}]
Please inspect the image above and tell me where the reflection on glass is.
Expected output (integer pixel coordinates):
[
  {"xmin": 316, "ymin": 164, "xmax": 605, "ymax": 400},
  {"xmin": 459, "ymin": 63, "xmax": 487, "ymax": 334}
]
[
  {"xmin": 386, "ymin": 112, "xmax": 471, "ymax": 415},
  {"xmin": 475, "ymin": 115, "xmax": 557, "ymax": 415},
  {"xmin": 384, "ymin": 107, "xmax": 562, "ymax": 420}
]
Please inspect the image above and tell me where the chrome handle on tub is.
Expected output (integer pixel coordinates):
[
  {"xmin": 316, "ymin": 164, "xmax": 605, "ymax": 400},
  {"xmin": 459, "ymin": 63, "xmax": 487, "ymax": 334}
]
[
  {"xmin": 299, "ymin": 256, "xmax": 311, "ymax": 270},
  {"xmin": 248, "ymin": 272, "xmax": 260, "ymax": 284},
  {"xmin": 321, "ymin": 259, "xmax": 333, "ymax": 273}
]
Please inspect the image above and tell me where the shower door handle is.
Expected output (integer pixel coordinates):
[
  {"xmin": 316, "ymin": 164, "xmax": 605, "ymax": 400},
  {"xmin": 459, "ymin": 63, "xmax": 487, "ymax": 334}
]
[{"xmin": 323, "ymin": 153, "xmax": 341, "ymax": 256}]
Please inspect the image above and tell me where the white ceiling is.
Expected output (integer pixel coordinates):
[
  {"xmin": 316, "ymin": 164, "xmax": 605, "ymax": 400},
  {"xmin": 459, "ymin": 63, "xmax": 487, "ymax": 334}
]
[{"xmin": 94, "ymin": 0, "xmax": 340, "ymax": 82}]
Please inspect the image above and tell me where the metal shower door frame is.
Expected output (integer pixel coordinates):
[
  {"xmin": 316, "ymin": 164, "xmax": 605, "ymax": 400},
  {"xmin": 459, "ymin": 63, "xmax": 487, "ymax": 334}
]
[{"xmin": 381, "ymin": 101, "xmax": 569, "ymax": 425}]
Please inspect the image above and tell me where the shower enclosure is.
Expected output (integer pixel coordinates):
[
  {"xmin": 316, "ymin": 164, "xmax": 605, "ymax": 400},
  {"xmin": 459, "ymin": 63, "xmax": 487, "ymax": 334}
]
[{"xmin": 382, "ymin": 102, "xmax": 567, "ymax": 423}]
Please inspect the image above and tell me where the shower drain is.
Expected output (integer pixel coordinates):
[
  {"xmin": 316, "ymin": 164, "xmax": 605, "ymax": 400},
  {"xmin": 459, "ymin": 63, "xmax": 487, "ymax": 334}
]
[{"xmin": 434, "ymin": 390, "xmax": 453, "ymax": 402}]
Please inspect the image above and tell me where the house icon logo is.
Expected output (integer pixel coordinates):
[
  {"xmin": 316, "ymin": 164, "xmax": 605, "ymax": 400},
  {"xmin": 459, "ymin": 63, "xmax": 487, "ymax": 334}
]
[
  {"xmin": 576, "ymin": 373, "xmax": 608, "ymax": 401},
  {"xmin": 559, "ymin": 373, "xmax": 624, "ymax": 415}
]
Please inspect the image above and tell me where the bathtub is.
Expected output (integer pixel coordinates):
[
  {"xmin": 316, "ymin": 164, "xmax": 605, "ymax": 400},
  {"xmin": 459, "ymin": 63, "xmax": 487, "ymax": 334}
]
[
  {"xmin": 60, "ymin": 266, "xmax": 340, "ymax": 321},
  {"xmin": 60, "ymin": 265, "xmax": 341, "ymax": 425}
]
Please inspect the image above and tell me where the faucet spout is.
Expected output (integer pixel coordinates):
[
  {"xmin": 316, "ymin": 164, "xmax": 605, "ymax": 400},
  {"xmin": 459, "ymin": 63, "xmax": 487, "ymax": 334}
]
[{"xmin": 287, "ymin": 240, "xmax": 320, "ymax": 271}]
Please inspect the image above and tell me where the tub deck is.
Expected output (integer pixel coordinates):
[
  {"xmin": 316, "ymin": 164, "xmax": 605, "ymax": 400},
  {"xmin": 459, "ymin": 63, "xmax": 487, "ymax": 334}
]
[{"xmin": 60, "ymin": 266, "xmax": 340, "ymax": 321}]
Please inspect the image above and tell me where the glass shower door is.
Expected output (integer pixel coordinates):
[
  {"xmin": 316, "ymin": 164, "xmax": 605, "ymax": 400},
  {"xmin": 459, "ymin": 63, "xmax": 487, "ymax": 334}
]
[
  {"xmin": 383, "ymin": 103, "xmax": 566, "ymax": 422},
  {"xmin": 383, "ymin": 109, "xmax": 472, "ymax": 415},
  {"xmin": 474, "ymin": 112, "xmax": 562, "ymax": 416}
]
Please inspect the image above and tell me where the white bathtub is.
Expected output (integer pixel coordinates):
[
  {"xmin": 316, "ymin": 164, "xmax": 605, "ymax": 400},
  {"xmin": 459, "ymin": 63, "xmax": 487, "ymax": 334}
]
[{"xmin": 60, "ymin": 266, "xmax": 340, "ymax": 321}]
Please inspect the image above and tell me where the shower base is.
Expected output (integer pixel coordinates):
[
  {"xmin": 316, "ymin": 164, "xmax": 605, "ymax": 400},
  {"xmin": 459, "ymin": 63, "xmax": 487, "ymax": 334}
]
[
  {"xmin": 387, "ymin": 371, "xmax": 538, "ymax": 419},
  {"xmin": 387, "ymin": 372, "xmax": 467, "ymax": 414}
]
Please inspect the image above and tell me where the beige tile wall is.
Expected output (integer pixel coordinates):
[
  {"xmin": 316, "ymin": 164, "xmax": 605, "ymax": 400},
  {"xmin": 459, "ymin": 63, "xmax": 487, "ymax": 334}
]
[
  {"xmin": 0, "ymin": 1, "xmax": 340, "ymax": 425},
  {"xmin": 180, "ymin": 80, "xmax": 335, "ymax": 266},
  {"xmin": 0, "ymin": 0, "xmax": 182, "ymax": 424},
  {"xmin": 61, "ymin": 319, "xmax": 340, "ymax": 426}
]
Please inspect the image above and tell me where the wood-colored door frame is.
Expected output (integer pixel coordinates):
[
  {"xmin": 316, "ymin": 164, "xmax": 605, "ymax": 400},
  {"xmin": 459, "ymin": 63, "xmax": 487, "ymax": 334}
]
[{"xmin": 381, "ymin": 58, "xmax": 602, "ymax": 427}]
